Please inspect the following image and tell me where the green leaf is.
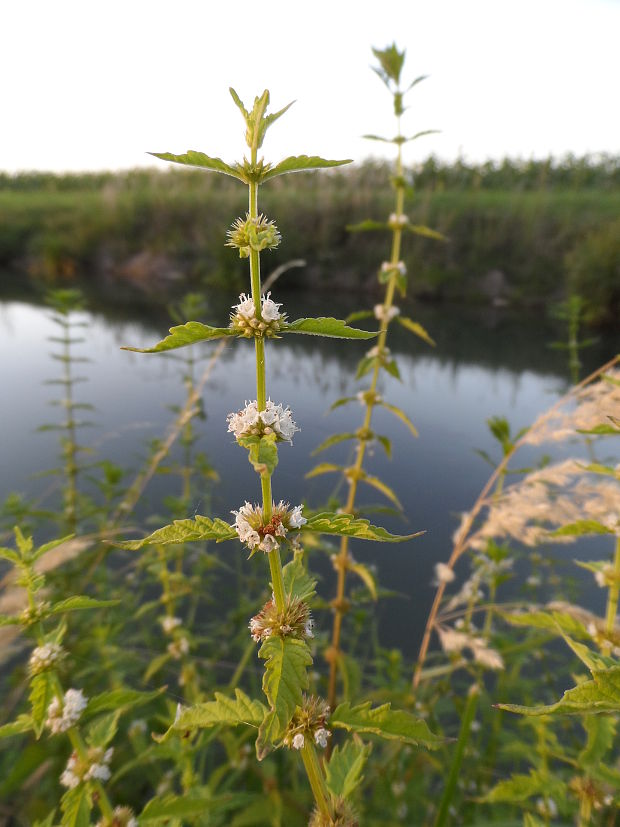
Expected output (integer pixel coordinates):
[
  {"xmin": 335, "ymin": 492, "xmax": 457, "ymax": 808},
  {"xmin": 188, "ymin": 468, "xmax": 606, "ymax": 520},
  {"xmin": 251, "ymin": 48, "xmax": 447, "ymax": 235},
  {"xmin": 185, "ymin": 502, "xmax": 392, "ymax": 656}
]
[
  {"xmin": 349, "ymin": 562, "xmax": 378, "ymax": 600},
  {"xmin": 551, "ymin": 519, "xmax": 615, "ymax": 537},
  {"xmin": 239, "ymin": 433, "xmax": 278, "ymax": 477},
  {"xmin": 406, "ymin": 129, "xmax": 441, "ymax": 142},
  {"xmin": 118, "ymin": 516, "xmax": 237, "ymax": 550},
  {"xmin": 346, "ymin": 219, "xmax": 387, "ymax": 233},
  {"xmin": 311, "ymin": 432, "xmax": 357, "ymax": 456},
  {"xmin": 139, "ymin": 793, "xmax": 236, "ymax": 823},
  {"xmin": 85, "ymin": 710, "xmax": 120, "ymax": 748},
  {"xmin": 397, "ymin": 316, "xmax": 436, "ymax": 346},
  {"xmin": 86, "ymin": 687, "xmax": 165, "ymax": 717},
  {"xmin": 560, "ymin": 633, "xmax": 615, "ymax": 671},
  {"xmin": 0, "ymin": 614, "xmax": 22, "ymax": 627},
  {"xmin": 577, "ymin": 423, "xmax": 620, "ymax": 435},
  {"xmin": 356, "ymin": 355, "xmax": 376, "ymax": 379},
  {"xmin": 330, "ymin": 702, "xmax": 443, "ymax": 747},
  {"xmin": 122, "ymin": 321, "xmax": 234, "ymax": 354},
  {"xmin": 284, "ymin": 317, "xmax": 376, "ymax": 339},
  {"xmin": 362, "ymin": 134, "xmax": 392, "ymax": 143},
  {"xmin": 155, "ymin": 689, "xmax": 267, "ymax": 743},
  {"xmin": 372, "ymin": 44, "xmax": 405, "ymax": 85},
  {"xmin": 305, "ymin": 462, "xmax": 343, "ymax": 479},
  {"xmin": 383, "ymin": 358, "xmax": 401, "ymax": 380},
  {"xmin": 405, "ymin": 224, "xmax": 446, "ymax": 241},
  {"xmin": 258, "ymin": 637, "xmax": 312, "ymax": 740},
  {"xmin": 330, "ymin": 396, "xmax": 356, "ymax": 410},
  {"xmin": 282, "ymin": 558, "xmax": 317, "ymax": 602},
  {"xmin": 357, "ymin": 472, "xmax": 402, "ymax": 509},
  {"xmin": 149, "ymin": 150, "xmax": 243, "ymax": 180},
  {"xmin": 61, "ymin": 786, "xmax": 91, "ymax": 827},
  {"xmin": 325, "ymin": 741, "xmax": 371, "ymax": 799},
  {"xmin": 501, "ymin": 609, "xmax": 588, "ymax": 638},
  {"xmin": 378, "ymin": 401, "xmax": 418, "ymax": 437},
  {"xmin": 481, "ymin": 770, "xmax": 563, "ymax": 804},
  {"xmin": 48, "ymin": 596, "xmax": 120, "ymax": 615},
  {"xmin": 302, "ymin": 512, "xmax": 422, "ymax": 543},
  {"xmin": 0, "ymin": 546, "xmax": 20, "ymax": 564},
  {"xmin": 579, "ymin": 716, "xmax": 616, "ymax": 769},
  {"xmin": 33, "ymin": 812, "xmax": 56, "ymax": 827},
  {"xmin": 0, "ymin": 714, "xmax": 33, "ymax": 740},
  {"xmin": 345, "ymin": 309, "xmax": 374, "ymax": 323},
  {"xmin": 376, "ymin": 434, "xmax": 392, "ymax": 457},
  {"xmin": 497, "ymin": 665, "xmax": 620, "ymax": 716},
  {"xmin": 263, "ymin": 155, "xmax": 352, "ymax": 180},
  {"xmin": 29, "ymin": 673, "xmax": 54, "ymax": 739}
]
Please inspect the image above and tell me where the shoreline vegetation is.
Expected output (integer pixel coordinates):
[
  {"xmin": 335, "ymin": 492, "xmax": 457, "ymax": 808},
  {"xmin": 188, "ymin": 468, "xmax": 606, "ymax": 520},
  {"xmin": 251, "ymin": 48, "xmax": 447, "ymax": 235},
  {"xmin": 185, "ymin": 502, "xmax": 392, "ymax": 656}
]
[{"xmin": 1, "ymin": 155, "xmax": 618, "ymax": 324}]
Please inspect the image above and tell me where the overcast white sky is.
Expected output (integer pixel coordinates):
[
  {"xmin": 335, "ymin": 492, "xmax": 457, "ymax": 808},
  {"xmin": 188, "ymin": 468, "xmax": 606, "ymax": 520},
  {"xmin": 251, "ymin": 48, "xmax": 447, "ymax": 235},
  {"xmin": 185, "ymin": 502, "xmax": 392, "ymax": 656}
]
[{"xmin": 3, "ymin": 0, "xmax": 618, "ymax": 173}]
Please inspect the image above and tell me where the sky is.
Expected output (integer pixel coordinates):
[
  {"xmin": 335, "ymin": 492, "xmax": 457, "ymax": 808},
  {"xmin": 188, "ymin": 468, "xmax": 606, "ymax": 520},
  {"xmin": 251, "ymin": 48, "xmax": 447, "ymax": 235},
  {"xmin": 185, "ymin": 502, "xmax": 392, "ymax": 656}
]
[{"xmin": 3, "ymin": 0, "xmax": 619, "ymax": 173}]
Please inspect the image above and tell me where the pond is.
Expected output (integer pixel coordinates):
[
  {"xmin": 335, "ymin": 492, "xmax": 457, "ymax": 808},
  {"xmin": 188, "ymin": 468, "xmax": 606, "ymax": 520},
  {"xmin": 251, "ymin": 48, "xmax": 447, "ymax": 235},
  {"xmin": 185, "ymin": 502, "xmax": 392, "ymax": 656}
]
[{"xmin": 1, "ymin": 283, "xmax": 618, "ymax": 657}]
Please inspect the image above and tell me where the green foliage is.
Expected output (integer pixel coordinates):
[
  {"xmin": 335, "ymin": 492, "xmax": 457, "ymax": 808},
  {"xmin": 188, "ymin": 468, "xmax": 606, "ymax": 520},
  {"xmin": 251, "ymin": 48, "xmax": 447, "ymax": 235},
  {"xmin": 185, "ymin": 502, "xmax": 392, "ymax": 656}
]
[
  {"xmin": 122, "ymin": 321, "xmax": 235, "ymax": 354},
  {"xmin": 325, "ymin": 741, "xmax": 371, "ymax": 799},
  {"xmin": 61, "ymin": 786, "xmax": 91, "ymax": 827},
  {"xmin": 481, "ymin": 770, "xmax": 565, "ymax": 804},
  {"xmin": 498, "ymin": 665, "xmax": 620, "ymax": 716},
  {"xmin": 282, "ymin": 557, "xmax": 317, "ymax": 602},
  {"xmin": 329, "ymin": 702, "xmax": 443, "ymax": 747},
  {"xmin": 284, "ymin": 317, "xmax": 376, "ymax": 339},
  {"xmin": 149, "ymin": 150, "xmax": 243, "ymax": 180},
  {"xmin": 396, "ymin": 316, "xmax": 436, "ymax": 346},
  {"xmin": 156, "ymin": 690, "xmax": 267, "ymax": 743},
  {"xmin": 302, "ymin": 511, "xmax": 421, "ymax": 542},
  {"xmin": 119, "ymin": 515, "xmax": 237, "ymax": 549},
  {"xmin": 262, "ymin": 155, "xmax": 353, "ymax": 180},
  {"xmin": 239, "ymin": 433, "xmax": 279, "ymax": 477}
]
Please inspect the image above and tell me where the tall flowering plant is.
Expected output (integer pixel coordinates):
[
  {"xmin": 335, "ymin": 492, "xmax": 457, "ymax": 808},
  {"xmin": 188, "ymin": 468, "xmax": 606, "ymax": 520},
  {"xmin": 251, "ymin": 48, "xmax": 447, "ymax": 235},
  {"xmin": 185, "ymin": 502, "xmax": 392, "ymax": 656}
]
[{"xmin": 121, "ymin": 88, "xmax": 440, "ymax": 824}]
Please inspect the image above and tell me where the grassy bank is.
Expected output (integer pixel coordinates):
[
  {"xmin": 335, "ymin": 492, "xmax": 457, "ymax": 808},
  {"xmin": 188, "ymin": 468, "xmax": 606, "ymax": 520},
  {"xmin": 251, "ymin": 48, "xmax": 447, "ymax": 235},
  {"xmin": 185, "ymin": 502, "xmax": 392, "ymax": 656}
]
[{"xmin": 1, "ymin": 158, "xmax": 618, "ymax": 322}]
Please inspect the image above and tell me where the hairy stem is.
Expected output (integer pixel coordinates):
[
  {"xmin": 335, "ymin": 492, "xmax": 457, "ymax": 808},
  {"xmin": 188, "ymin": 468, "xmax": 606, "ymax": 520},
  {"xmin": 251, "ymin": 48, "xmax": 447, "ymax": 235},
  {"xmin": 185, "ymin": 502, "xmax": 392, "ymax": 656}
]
[{"xmin": 301, "ymin": 741, "xmax": 333, "ymax": 823}]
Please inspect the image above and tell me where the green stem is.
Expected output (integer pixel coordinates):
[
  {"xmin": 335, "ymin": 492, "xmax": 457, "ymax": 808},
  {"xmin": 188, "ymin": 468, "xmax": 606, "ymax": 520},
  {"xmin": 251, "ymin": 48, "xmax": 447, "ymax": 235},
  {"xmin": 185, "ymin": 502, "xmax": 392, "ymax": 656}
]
[
  {"xmin": 301, "ymin": 741, "xmax": 333, "ymax": 824},
  {"xmin": 434, "ymin": 684, "xmax": 479, "ymax": 827},
  {"xmin": 603, "ymin": 537, "xmax": 620, "ymax": 653}
]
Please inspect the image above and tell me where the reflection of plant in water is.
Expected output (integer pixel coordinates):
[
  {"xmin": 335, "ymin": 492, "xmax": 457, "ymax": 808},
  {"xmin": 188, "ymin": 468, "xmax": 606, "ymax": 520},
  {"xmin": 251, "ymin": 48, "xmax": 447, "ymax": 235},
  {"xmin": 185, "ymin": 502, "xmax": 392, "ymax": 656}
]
[{"xmin": 549, "ymin": 294, "xmax": 598, "ymax": 383}]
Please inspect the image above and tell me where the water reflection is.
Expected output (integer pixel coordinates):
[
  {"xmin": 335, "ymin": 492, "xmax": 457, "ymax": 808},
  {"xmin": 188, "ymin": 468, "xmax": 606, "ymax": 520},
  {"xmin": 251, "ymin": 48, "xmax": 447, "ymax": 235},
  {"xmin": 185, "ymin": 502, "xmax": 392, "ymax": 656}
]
[{"xmin": 1, "ymin": 289, "xmax": 618, "ymax": 655}]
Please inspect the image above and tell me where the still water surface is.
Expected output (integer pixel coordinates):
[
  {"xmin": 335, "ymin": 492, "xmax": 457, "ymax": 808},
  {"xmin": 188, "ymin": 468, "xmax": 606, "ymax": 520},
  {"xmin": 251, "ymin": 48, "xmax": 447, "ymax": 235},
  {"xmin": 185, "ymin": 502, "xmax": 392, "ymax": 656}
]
[{"xmin": 1, "ymin": 287, "xmax": 618, "ymax": 656}]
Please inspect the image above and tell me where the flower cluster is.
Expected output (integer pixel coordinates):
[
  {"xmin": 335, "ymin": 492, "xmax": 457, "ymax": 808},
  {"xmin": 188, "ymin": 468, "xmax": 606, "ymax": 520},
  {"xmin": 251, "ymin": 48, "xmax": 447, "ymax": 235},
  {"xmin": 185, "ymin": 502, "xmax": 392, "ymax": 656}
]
[
  {"xmin": 229, "ymin": 292, "xmax": 285, "ymax": 338},
  {"xmin": 46, "ymin": 688, "xmax": 87, "ymax": 734},
  {"xmin": 29, "ymin": 642, "xmax": 64, "ymax": 675},
  {"xmin": 437, "ymin": 625, "xmax": 504, "ymax": 670},
  {"xmin": 379, "ymin": 260, "xmax": 406, "ymax": 278},
  {"xmin": 283, "ymin": 695, "xmax": 331, "ymax": 751},
  {"xmin": 433, "ymin": 562, "xmax": 455, "ymax": 585},
  {"xmin": 226, "ymin": 213, "xmax": 281, "ymax": 258},
  {"xmin": 388, "ymin": 212, "xmax": 409, "ymax": 228},
  {"xmin": 373, "ymin": 303, "xmax": 400, "ymax": 323},
  {"xmin": 227, "ymin": 399, "xmax": 299, "ymax": 443},
  {"xmin": 357, "ymin": 389, "xmax": 382, "ymax": 407},
  {"xmin": 232, "ymin": 500, "xmax": 306, "ymax": 553},
  {"xmin": 160, "ymin": 616, "xmax": 182, "ymax": 634},
  {"xmin": 249, "ymin": 596, "xmax": 314, "ymax": 643},
  {"xmin": 60, "ymin": 746, "xmax": 113, "ymax": 788},
  {"xmin": 96, "ymin": 807, "xmax": 138, "ymax": 827}
]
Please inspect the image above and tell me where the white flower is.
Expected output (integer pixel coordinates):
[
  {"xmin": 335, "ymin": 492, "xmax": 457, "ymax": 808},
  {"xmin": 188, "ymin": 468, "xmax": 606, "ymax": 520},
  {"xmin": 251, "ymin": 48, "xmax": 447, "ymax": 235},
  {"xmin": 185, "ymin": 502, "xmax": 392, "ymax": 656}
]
[
  {"xmin": 160, "ymin": 616, "xmax": 182, "ymax": 634},
  {"xmin": 388, "ymin": 212, "xmax": 409, "ymax": 227},
  {"xmin": 374, "ymin": 304, "xmax": 400, "ymax": 323},
  {"xmin": 29, "ymin": 642, "xmax": 64, "ymax": 675},
  {"xmin": 227, "ymin": 399, "xmax": 299, "ymax": 443},
  {"xmin": 85, "ymin": 748, "xmax": 113, "ymax": 782},
  {"xmin": 46, "ymin": 688, "xmax": 87, "ymax": 734},
  {"xmin": 232, "ymin": 501, "xmax": 306, "ymax": 553},
  {"xmin": 305, "ymin": 618, "xmax": 314, "ymax": 639},
  {"xmin": 471, "ymin": 641, "xmax": 504, "ymax": 670},
  {"xmin": 366, "ymin": 345, "xmax": 390, "ymax": 359},
  {"xmin": 260, "ymin": 292, "xmax": 282, "ymax": 322},
  {"xmin": 167, "ymin": 637, "xmax": 190, "ymax": 659},
  {"xmin": 380, "ymin": 260, "xmax": 406, "ymax": 275},
  {"xmin": 292, "ymin": 733, "xmax": 305, "ymax": 750},
  {"xmin": 314, "ymin": 728, "xmax": 330, "ymax": 748},
  {"xmin": 233, "ymin": 293, "xmax": 255, "ymax": 319},
  {"xmin": 434, "ymin": 563, "xmax": 455, "ymax": 585},
  {"xmin": 594, "ymin": 565, "xmax": 612, "ymax": 587},
  {"xmin": 60, "ymin": 753, "xmax": 80, "ymax": 789}
]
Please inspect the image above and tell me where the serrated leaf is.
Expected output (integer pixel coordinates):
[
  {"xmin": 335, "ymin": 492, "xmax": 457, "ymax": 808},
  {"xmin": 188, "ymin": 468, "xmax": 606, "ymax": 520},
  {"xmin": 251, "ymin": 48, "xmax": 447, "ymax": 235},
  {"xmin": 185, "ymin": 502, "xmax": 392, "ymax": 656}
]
[
  {"xmin": 405, "ymin": 224, "xmax": 446, "ymax": 241},
  {"xmin": 302, "ymin": 512, "xmax": 422, "ymax": 543},
  {"xmin": 29, "ymin": 673, "xmax": 54, "ymax": 738},
  {"xmin": 325, "ymin": 741, "xmax": 371, "ymax": 799},
  {"xmin": 397, "ymin": 316, "xmax": 436, "ymax": 346},
  {"xmin": 155, "ymin": 689, "xmax": 266, "ymax": 743},
  {"xmin": 311, "ymin": 432, "xmax": 357, "ymax": 455},
  {"xmin": 139, "ymin": 793, "xmax": 236, "ymax": 823},
  {"xmin": 497, "ymin": 665, "xmax": 620, "ymax": 716},
  {"xmin": 284, "ymin": 317, "xmax": 376, "ymax": 339},
  {"xmin": 122, "ymin": 321, "xmax": 234, "ymax": 354},
  {"xmin": 330, "ymin": 702, "xmax": 443, "ymax": 747},
  {"xmin": 378, "ymin": 401, "xmax": 418, "ymax": 437},
  {"xmin": 118, "ymin": 516, "xmax": 237, "ymax": 549},
  {"xmin": 349, "ymin": 562, "xmax": 378, "ymax": 600},
  {"xmin": 149, "ymin": 150, "xmax": 243, "ymax": 180},
  {"xmin": 85, "ymin": 710, "xmax": 119, "ymax": 748},
  {"xmin": 551, "ymin": 520, "xmax": 615, "ymax": 537},
  {"xmin": 501, "ymin": 609, "xmax": 588, "ymax": 638},
  {"xmin": 579, "ymin": 715, "xmax": 616, "ymax": 769},
  {"xmin": 481, "ymin": 770, "xmax": 562, "ymax": 803},
  {"xmin": 560, "ymin": 633, "xmax": 615, "ymax": 671},
  {"xmin": 239, "ymin": 433, "xmax": 278, "ymax": 477},
  {"xmin": 48, "ymin": 596, "xmax": 120, "ymax": 615},
  {"xmin": 259, "ymin": 637, "xmax": 312, "ymax": 739},
  {"xmin": 61, "ymin": 786, "xmax": 91, "ymax": 827},
  {"xmin": 282, "ymin": 558, "xmax": 317, "ymax": 602},
  {"xmin": 86, "ymin": 687, "xmax": 164, "ymax": 717},
  {"xmin": 0, "ymin": 714, "xmax": 33, "ymax": 740},
  {"xmin": 262, "ymin": 155, "xmax": 351, "ymax": 180}
]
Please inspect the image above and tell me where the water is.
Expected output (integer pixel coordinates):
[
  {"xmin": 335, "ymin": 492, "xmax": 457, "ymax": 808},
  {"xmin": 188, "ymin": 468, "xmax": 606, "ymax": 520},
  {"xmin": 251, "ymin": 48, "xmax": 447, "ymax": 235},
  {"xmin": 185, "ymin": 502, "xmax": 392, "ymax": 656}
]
[{"xmin": 1, "ymin": 285, "xmax": 618, "ymax": 657}]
